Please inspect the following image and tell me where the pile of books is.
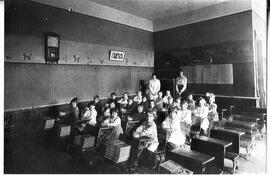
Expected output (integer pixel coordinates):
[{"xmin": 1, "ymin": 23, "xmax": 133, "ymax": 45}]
[
  {"xmin": 57, "ymin": 124, "xmax": 71, "ymax": 137},
  {"xmin": 159, "ymin": 160, "xmax": 193, "ymax": 174},
  {"xmin": 105, "ymin": 140, "xmax": 131, "ymax": 163},
  {"xmin": 74, "ymin": 134, "xmax": 95, "ymax": 149},
  {"xmin": 43, "ymin": 117, "xmax": 55, "ymax": 130}
]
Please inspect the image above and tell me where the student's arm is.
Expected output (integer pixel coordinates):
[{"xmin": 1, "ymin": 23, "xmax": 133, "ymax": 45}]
[
  {"xmin": 133, "ymin": 125, "xmax": 143, "ymax": 138},
  {"xmin": 107, "ymin": 117, "xmax": 121, "ymax": 127},
  {"xmin": 162, "ymin": 118, "xmax": 170, "ymax": 129},
  {"xmin": 156, "ymin": 79, "xmax": 161, "ymax": 93},
  {"xmin": 175, "ymin": 78, "xmax": 180, "ymax": 94},
  {"xmin": 101, "ymin": 118, "xmax": 110, "ymax": 127},
  {"xmin": 141, "ymin": 124, "xmax": 156, "ymax": 137}
]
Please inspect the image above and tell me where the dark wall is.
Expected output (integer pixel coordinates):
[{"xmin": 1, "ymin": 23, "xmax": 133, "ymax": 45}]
[
  {"xmin": 4, "ymin": 0, "xmax": 154, "ymax": 110},
  {"xmin": 154, "ymin": 11, "xmax": 255, "ymax": 97},
  {"xmin": 5, "ymin": 0, "xmax": 153, "ymax": 50}
]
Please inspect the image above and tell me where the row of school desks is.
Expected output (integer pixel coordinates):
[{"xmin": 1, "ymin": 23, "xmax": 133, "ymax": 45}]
[
  {"xmin": 165, "ymin": 108, "xmax": 266, "ymax": 174},
  {"xmin": 41, "ymin": 108, "xmax": 265, "ymax": 174}
]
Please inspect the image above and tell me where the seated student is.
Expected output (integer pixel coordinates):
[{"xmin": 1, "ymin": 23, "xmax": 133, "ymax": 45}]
[
  {"xmin": 123, "ymin": 99, "xmax": 137, "ymax": 114},
  {"xmin": 86, "ymin": 102, "xmax": 97, "ymax": 126},
  {"xmin": 155, "ymin": 91, "xmax": 164, "ymax": 111},
  {"xmin": 132, "ymin": 111, "xmax": 159, "ymax": 168},
  {"xmin": 193, "ymin": 97, "xmax": 209, "ymax": 135},
  {"xmin": 163, "ymin": 90, "xmax": 174, "ymax": 108},
  {"xmin": 101, "ymin": 108, "xmax": 123, "ymax": 141},
  {"xmin": 93, "ymin": 95, "xmax": 102, "ymax": 117},
  {"xmin": 141, "ymin": 96, "xmax": 149, "ymax": 110},
  {"xmin": 118, "ymin": 92, "xmax": 129, "ymax": 109},
  {"xmin": 162, "ymin": 107, "xmax": 185, "ymax": 150},
  {"xmin": 98, "ymin": 107, "xmax": 111, "ymax": 125},
  {"xmin": 79, "ymin": 102, "xmax": 97, "ymax": 134},
  {"xmin": 187, "ymin": 94, "xmax": 196, "ymax": 111},
  {"xmin": 107, "ymin": 92, "xmax": 118, "ymax": 108},
  {"xmin": 109, "ymin": 101, "xmax": 116, "ymax": 109},
  {"xmin": 206, "ymin": 93, "xmax": 219, "ymax": 129},
  {"xmin": 128, "ymin": 104, "xmax": 147, "ymax": 124},
  {"xmin": 179, "ymin": 101, "xmax": 192, "ymax": 136},
  {"xmin": 133, "ymin": 90, "xmax": 143, "ymax": 104},
  {"xmin": 148, "ymin": 100, "xmax": 157, "ymax": 116},
  {"xmin": 173, "ymin": 97, "xmax": 182, "ymax": 110}
]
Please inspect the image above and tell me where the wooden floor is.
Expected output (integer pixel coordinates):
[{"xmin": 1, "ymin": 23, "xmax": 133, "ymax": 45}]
[{"xmin": 4, "ymin": 131, "xmax": 267, "ymax": 174}]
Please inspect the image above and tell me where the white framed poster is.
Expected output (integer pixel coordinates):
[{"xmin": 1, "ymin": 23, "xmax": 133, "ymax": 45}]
[{"xmin": 109, "ymin": 50, "xmax": 125, "ymax": 61}]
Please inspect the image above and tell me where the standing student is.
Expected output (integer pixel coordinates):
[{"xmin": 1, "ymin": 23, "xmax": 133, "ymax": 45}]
[
  {"xmin": 101, "ymin": 108, "xmax": 123, "ymax": 141},
  {"xmin": 176, "ymin": 69, "xmax": 187, "ymax": 98},
  {"xmin": 148, "ymin": 73, "xmax": 161, "ymax": 100},
  {"xmin": 193, "ymin": 97, "xmax": 209, "ymax": 135},
  {"xmin": 162, "ymin": 107, "xmax": 185, "ymax": 150}
]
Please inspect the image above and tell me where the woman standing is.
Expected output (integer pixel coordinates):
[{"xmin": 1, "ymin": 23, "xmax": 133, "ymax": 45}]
[
  {"xmin": 148, "ymin": 73, "xmax": 161, "ymax": 101},
  {"xmin": 176, "ymin": 69, "xmax": 187, "ymax": 98}
]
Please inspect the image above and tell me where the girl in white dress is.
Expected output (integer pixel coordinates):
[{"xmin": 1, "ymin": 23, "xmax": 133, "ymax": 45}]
[
  {"xmin": 193, "ymin": 97, "xmax": 209, "ymax": 135},
  {"xmin": 162, "ymin": 107, "xmax": 185, "ymax": 150}
]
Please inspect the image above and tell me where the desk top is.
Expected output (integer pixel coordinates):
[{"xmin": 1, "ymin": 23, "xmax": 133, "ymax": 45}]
[
  {"xmin": 169, "ymin": 148, "xmax": 215, "ymax": 165},
  {"xmin": 213, "ymin": 128, "xmax": 245, "ymax": 136},
  {"xmin": 229, "ymin": 120, "xmax": 256, "ymax": 127},
  {"xmin": 232, "ymin": 115, "xmax": 260, "ymax": 121},
  {"xmin": 197, "ymin": 136, "xmax": 232, "ymax": 148}
]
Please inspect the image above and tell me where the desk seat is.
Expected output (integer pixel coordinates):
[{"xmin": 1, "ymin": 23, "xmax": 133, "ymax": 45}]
[
  {"xmin": 167, "ymin": 148, "xmax": 214, "ymax": 174},
  {"xmin": 240, "ymin": 141, "xmax": 252, "ymax": 160}
]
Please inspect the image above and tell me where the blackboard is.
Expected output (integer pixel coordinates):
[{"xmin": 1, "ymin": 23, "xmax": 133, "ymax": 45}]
[{"xmin": 4, "ymin": 63, "xmax": 153, "ymax": 110}]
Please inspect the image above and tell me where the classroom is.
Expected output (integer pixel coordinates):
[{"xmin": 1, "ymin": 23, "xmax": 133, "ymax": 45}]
[{"xmin": 3, "ymin": 0, "xmax": 268, "ymax": 174}]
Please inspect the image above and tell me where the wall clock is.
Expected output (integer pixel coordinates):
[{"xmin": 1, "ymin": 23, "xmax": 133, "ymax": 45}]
[{"xmin": 45, "ymin": 33, "xmax": 60, "ymax": 64}]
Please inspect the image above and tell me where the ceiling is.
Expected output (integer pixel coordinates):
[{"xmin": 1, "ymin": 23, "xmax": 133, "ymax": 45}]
[{"xmin": 89, "ymin": 0, "xmax": 226, "ymax": 20}]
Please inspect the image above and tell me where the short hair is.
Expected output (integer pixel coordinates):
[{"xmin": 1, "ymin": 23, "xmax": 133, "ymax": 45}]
[
  {"xmin": 94, "ymin": 95, "xmax": 99, "ymax": 99},
  {"xmin": 181, "ymin": 100, "xmax": 188, "ymax": 105},
  {"xmin": 152, "ymin": 73, "xmax": 156, "ymax": 77},
  {"xmin": 196, "ymin": 97, "xmax": 206, "ymax": 106},
  {"xmin": 88, "ymin": 101, "xmax": 95, "ymax": 107},
  {"xmin": 110, "ymin": 108, "xmax": 119, "ymax": 115},
  {"xmin": 70, "ymin": 97, "xmax": 78, "ymax": 104},
  {"xmin": 111, "ymin": 92, "xmax": 116, "ymax": 96},
  {"xmin": 168, "ymin": 106, "xmax": 178, "ymax": 114},
  {"xmin": 179, "ymin": 69, "xmax": 183, "ymax": 72},
  {"xmin": 150, "ymin": 100, "xmax": 155, "ymax": 103},
  {"xmin": 137, "ymin": 104, "xmax": 144, "ymax": 108},
  {"xmin": 123, "ymin": 92, "xmax": 128, "ymax": 95}
]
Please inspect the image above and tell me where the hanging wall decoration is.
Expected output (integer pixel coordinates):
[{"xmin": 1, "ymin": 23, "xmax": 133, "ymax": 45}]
[
  {"xmin": 45, "ymin": 33, "xmax": 60, "ymax": 64},
  {"xmin": 109, "ymin": 50, "xmax": 125, "ymax": 62},
  {"xmin": 73, "ymin": 55, "xmax": 80, "ymax": 63},
  {"xmin": 23, "ymin": 51, "xmax": 32, "ymax": 61}
]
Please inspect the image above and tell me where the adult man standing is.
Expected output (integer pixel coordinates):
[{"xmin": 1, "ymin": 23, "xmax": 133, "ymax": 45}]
[{"xmin": 176, "ymin": 69, "xmax": 187, "ymax": 98}]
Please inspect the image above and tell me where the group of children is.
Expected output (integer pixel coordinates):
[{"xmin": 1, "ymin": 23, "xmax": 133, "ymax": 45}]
[{"xmin": 65, "ymin": 90, "xmax": 219, "ymax": 169}]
